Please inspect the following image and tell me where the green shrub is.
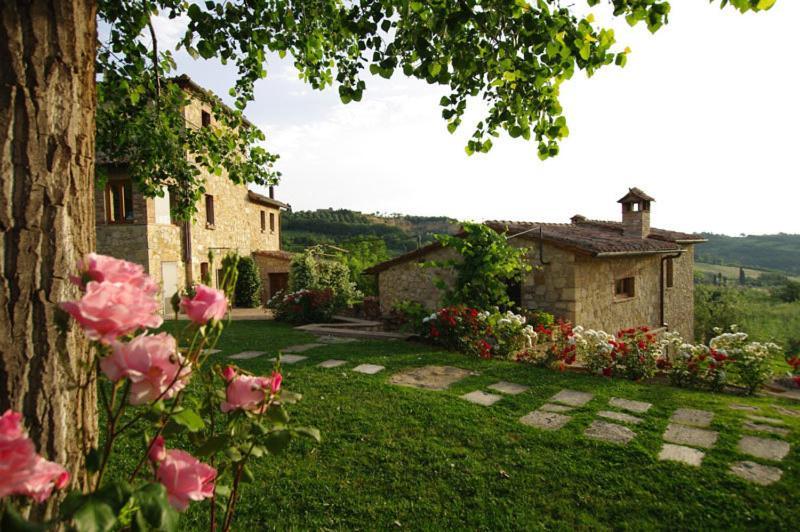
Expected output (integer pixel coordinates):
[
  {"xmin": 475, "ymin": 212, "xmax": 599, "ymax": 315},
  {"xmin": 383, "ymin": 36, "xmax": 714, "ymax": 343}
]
[
  {"xmin": 234, "ymin": 256, "xmax": 262, "ymax": 308},
  {"xmin": 288, "ymin": 247, "xmax": 362, "ymax": 312},
  {"xmin": 267, "ymin": 288, "xmax": 336, "ymax": 324},
  {"xmin": 387, "ymin": 300, "xmax": 428, "ymax": 333}
]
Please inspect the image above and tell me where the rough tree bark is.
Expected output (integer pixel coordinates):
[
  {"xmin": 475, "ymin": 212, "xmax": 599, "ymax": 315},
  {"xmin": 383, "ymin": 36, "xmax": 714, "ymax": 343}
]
[{"xmin": 0, "ymin": 0, "xmax": 98, "ymax": 514}]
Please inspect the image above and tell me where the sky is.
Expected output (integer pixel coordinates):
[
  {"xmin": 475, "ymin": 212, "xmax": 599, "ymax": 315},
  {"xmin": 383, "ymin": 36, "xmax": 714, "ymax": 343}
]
[{"xmin": 152, "ymin": 1, "xmax": 800, "ymax": 236}]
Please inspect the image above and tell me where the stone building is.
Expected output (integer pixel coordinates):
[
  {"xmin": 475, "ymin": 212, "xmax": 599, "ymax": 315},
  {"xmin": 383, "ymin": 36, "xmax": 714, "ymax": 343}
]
[
  {"xmin": 365, "ymin": 188, "xmax": 705, "ymax": 339},
  {"xmin": 96, "ymin": 76, "xmax": 291, "ymax": 312}
]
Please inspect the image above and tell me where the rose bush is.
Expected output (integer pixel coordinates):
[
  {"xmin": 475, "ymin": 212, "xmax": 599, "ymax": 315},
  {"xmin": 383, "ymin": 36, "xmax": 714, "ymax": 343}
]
[
  {"xmin": 709, "ymin": 326, "xmax": 781, "ymax": 394},
  {"xmin": 267, "ymin": 288, "xmax": 336, "ymax": 324},
  {"xmin": 1, "ymin": 253, "xmax": 319, "ymax": 531}
]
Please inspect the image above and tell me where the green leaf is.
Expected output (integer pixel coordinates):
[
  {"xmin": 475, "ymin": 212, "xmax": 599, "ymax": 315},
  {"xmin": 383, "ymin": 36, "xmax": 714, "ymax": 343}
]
[
  {"xmin": 132, "ymin": 483, "xmax": 179, "ymax": 532},
  {"xmin": 293, "ymin": 426, "xmax": 322, "ymax": 443},
  {"xmin": 1, "ymin": 505, "xmax": 47, "ymax": 532},
  {"xmin": 72, "ymin": 499, "xmax": 117, "ymax": 532},
  {"xmin": 196, "ymin": 435, "xmax": 229, "ymax": 457},
  {"xmin": 171, "ymin": 409, "xmax": 205, "ymax": 432},
  {"xmin": 265, "ymin": 404, "xmax": 289, "ymax": 424},
  {"xmin": 263, "ymin": 429, "xmax": 292, "ymax": 454},
  {"xmin": 241, "ymin": 465, "xmax": 255, "ymax": 483}
]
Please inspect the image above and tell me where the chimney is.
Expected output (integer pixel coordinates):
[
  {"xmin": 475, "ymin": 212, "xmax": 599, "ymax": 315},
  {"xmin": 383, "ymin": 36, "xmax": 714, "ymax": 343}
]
[
  {"xmin": 617, "ymin": 187, "xmax": 654, "ymax": 239},
  {"xmin": 268, "ymin": 185, "xmax": 275, "ymax": 199}
]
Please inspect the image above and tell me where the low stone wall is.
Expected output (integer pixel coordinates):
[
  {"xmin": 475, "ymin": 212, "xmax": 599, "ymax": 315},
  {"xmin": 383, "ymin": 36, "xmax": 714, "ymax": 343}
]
[{"xmin": 376, "ymin": 247, "xmax": 458, "ymax": 312}]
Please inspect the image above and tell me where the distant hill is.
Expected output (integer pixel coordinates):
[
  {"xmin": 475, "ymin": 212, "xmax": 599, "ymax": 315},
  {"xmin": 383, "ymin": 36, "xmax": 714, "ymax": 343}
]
[
  {"xmin": 281, "ymin": 209, "xmax": 460, "ymax": 255},
  {"xmin": 697, "ymin": 233, "xmax": 800, "ymax": 275}
]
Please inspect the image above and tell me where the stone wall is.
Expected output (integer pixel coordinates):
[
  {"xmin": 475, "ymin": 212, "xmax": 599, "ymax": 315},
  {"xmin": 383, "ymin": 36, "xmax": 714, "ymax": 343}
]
[
  {"xmin": 253, "ymin": 254, "xmax": 292, "ymax": 303},
  {"xmin": 376, "ymin": 247, "xmax": 458, "ymax": 312},
  {"xmin": 663, "ymin": 244, "xmax": 695, "ymax": 339},
  {"xmin": 516, "ymin": 240, "xmax": 578, "ymax": 322}
]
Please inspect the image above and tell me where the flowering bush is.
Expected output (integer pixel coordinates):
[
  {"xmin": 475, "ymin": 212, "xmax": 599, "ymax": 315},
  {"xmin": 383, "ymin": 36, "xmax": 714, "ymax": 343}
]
[
  {"xmin": 267, "ymin": 288, "xmax": 336, "ymax": 324},
  {"xmin": 1, "ymin": 253, "xmax": 318, "ymax": 531},
  {"xmin": 710, "ymin": 326, "xmax": 780, "ymax": 394},
  {"xmin": 660, "ymin": 332, "xmax": 730, "ymax": 391},
  {"xmin": 516, "ymin": 319, "xmax": 574, "ymax": 370},
  {"xmin": 422, "ymin": 307, "xmax": 536, "ymax": 360},
  {"xmin": 571, "ymin": 326, "xmax": 614, "ymax": 373},
  {"xmin": 787, "ymin": 350, "xmax": 800, "ymax": 388}
]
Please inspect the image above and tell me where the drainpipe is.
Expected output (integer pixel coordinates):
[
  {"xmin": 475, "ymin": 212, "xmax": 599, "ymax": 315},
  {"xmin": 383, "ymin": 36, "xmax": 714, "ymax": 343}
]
[
  {"xmin": 659, "ymin": 251, "xmax": 683, "ymax": 328},
  {"xmin": 183, "ymin": 220, "xmax": 193, "ymax": 284}
]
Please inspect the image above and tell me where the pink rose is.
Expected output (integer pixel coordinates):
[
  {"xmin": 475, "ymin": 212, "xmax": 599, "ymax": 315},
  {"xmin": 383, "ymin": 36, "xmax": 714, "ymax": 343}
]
[
  {"xmin": 0, "ymin": 410, "xmax": 69, "ymax": 502},
  {"xmin": 71, "ymin": 253, "xmax": 158, "ymax": 295},
  {"xmin": 100, "ymin": 333, "xmax": 190, "ymax": 404},
  {"xmin": 180, "ymin": 285, "xmax": 228, "ymax": 325},
  {"xmin": 148, "ymin": 435, "xmax": 167, "ymax": 463},
  {"xmin": 220, "ymin": 374, "xmax": 272, "ymax": 413},
  {"xmin": 222, "ymin": 365, "xmax": 236, "ymax": 382},
  {"xmin": 150, "ymin": 441, "xmax": 216, "ymax": 511},
  {"xmin": 61, "ymin": 281, "xmax": 162, "ymax": 344}
]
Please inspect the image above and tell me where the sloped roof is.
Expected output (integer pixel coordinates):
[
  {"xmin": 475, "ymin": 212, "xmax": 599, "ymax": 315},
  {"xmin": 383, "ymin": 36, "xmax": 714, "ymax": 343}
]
[
  {"xmin": 365, "ymin": 218, "xmax": 705, "ymax": 274},
  {"xmin": 617, "ymin": 187, "xmax": 655, "ymax": 203},
  {"xmin": 252, "ymin": 250, "xmax": 293, "ymax": 261},
  {"xmin": 247, "ymin": 190, "xmax": 289, "ymax": 209}
]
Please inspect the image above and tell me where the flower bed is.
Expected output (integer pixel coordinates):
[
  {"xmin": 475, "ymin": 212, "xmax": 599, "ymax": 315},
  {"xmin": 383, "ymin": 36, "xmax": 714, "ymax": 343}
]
[{"xmin": 267, "ymin": 288, "xmax": 336, "ymax": 324}]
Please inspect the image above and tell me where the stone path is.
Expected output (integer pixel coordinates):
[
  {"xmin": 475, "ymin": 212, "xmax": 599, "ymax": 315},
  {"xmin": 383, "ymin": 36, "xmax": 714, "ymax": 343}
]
[
  {"xmin": 316, "ymin": 335, "xmax": 359, "ymax": 344},
  {"xmin": 729, "ymin": 461, "xmax": 783, "ymax": 486},
  {"xmin": 228, "ymin": 350, "xmax": 266, "ymax": 360},
  {"xmin": 580, "ymin": 396, "xmax": 650, "ymax": 445},
  {"xmin": 658, "ymin": 408, "xmax": 716, "ymax": 467},
  {"xmin": 728, "ymin": 409, "xmax": 793, "ymax": 485},
  {"xmin": 520, "ymin": 410, "xmax": 570, "ymax": 430},
  {"xmin": 659, "ymin": 444, "xmax": 704, "ymax": 467},
  {"xmin": 352, "ymin": 363, "xmax": 384, "ymax": 375},
  {"xmin": 539, "ymin": 403, "xmax": 573, "ymax": 413},
  {"xmin": 204, "ymin": 349, "xmax": 221, "ymax": 355},
  {"xmin": 318, "ymin": 359, "xmax": 347, "ymax": 369},
  {"xmin": 585, "ymin": 420, "xmax": 637, "ymax": 445},
  {"xmin": 737, "ymin": 436, "xmax": 790, "ymax": 461},
  {"xmin": 550, "ymin": 389, "xmax": 594, "ymax": 407},
  {"xmin": 518, "ymin": 390, "xmax": 593, "ymax": 433},
  {"xmin": 283, "ymin": 343, "xmax": 324, "ymax": 353},
  {"xmin": 609, "ymin": 397, "xmax": 651, "ymax": 414},
  {"xmin": 488, "ymin": 381, "xmax": 529, "ymax": 395},
  {"xmin": 461, "ymin": 390, "xmax": 503, "ymax": 406},
  {"xmin": 269, "ymin": 354, "xmax": 308, "ymax": 365},
  {"xmin": 670, "ymin": 408, "xmax": 714, "ymax": 427},
  {"xmin": 662, "ymin": 424, "xmax": 718, "ymax": 449},
  {"xmin": 597, "ymin": 410, "xmax": 643, "ymax": 425},
  {"xmin": 390, "ymin": 366, "xmax": 475, "ymax": 391}
]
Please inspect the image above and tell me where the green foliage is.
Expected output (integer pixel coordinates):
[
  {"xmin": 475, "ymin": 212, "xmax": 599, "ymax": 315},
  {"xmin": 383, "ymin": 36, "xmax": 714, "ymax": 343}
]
[
  {"xmin": 268, "ymin": 288, "xmax": 337, "ymax": 324},
  {"xmin": 429, "ymin": 223, "xmax": 530, "ymax": 311},
  {"xmin": 697, "ymin": 233, "xmax": 800, "ymax": 276},
  {"xmin": 234, "ymin": 256, "xmax": 262, "ymax": 308},
  {"xmin": 335, "ymin": 237, "xmax": 391, "ymax": 296},
  {"xmin": 282, "ymin": 209, "xmax": 459, "ymax": 256},
  {"xmin": 693, "ymin": 285, "xmax": 743, "ymax": 342},
  {"xmin": 387, "ymin": 300, "xmax": 429, "ymax": 333},
  {"xmin": 288, "ymin": 247, "xmax": 362, "ymax": 310},
  {"xmin": 771, "ymin": 279, "xmax": 800, "ymax": 303}
]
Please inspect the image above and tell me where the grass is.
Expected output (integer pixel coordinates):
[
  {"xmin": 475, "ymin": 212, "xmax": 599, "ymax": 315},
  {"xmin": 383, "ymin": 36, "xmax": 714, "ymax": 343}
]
[{"xmin": 114, "ymin": 320, "xmax": 800, "ymax": 530}]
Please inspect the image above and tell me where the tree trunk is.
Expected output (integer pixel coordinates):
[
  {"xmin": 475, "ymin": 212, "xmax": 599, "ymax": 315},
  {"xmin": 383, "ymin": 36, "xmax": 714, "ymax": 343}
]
[{"xmin": 0, "ymin": 0, "xmax": 98, "ymax": 516}]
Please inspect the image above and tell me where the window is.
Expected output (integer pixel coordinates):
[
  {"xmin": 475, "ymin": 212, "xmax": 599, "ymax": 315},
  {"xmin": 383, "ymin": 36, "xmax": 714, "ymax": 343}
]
[
  {"xmin": 154, "ymin": 189, "xmax": 171, "ymax": 224},
  {"xmin": 666, "ymin": 258, "xmax": 674, "ymax": 288},
  {"xmin": 105, "ymin": 180, "xmax": 134, "ymax": 223},
  {"xmin": 260, "ymin": 211, "xmax": 266, "ymax": 232},
  {"xmin": 269, "ymin": 212, "xmax": 275, "ymax": 232},
  {"xmin": 200, "ymin": 262, "xmax": 210, "ymax": 284},
  {"xmin": 615, "ymin": 277, "xmax": 635, "ymax": 299},
  {"xmin": 201, "ymin": 110, "xmax": 211, "ymax": 128},
  {"xmin": 205, "ymin": 195, "xmax": 215, "ymax": 227}
]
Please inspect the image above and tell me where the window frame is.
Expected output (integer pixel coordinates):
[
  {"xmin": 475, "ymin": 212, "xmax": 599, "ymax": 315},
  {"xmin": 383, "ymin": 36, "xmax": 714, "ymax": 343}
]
[
  {"xmin": 201, "ymin": 110, "xmax": 211, "ymax": 128},
  {"xmin": 205, "ymin": 194, "xmax": 215, "ymax": 228},
  {"xmin": 104, "ymin": 180, "xmax": 135, "ymax": 223},
  {"xmin": 665, "ymin": 258, "xmax": 675, "ymax": 289},
  {"xmin": 269, "ymin": 212, "xmax": 275, "ymax": 233},
  {"xmin": 260, "ymin": 210, "xmax": 266, "ymax": 232},
  {"xmin": 614, "ymin": 276, "xmax": 636, "ymax": 300}
]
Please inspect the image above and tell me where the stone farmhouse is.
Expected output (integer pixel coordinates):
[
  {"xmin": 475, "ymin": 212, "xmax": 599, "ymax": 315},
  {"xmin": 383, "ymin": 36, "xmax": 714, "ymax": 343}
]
[
  {"xmin": 96, "ymin": 75, "xmax": 291, "ymax": 312},
  {"xmin": 366, "ymin": 189, "xmax": 706, "ymax": 339}
]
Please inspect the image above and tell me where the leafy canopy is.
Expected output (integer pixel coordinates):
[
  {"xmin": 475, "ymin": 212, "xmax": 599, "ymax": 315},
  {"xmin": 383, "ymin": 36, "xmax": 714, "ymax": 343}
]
[
  {"xmin": 97, "ymin": 0, "xmax": 777, "ymax": 216},
  {"xmin": 429, "ymin": 222, "xmax": 531, "ymax": 310}
]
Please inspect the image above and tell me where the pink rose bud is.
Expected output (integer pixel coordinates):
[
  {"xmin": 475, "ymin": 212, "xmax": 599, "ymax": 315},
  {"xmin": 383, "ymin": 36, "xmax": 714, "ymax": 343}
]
[
  {"xmin": 100, "ymin": 333, "xmax": 190, "ymax": 405},
  {"xmin": 0, "ymin": 410, "xmax": 69, "ymax": 503},
  {"xmin": 71, "ymin": 253, "xmax": 158, "ymax": 295},
  {"xmin": 154, "ymin": 446, "xmax": 216, "ymax": 511},
  {"xmin": 180, "ymin": 285, "xmax": 228, "ymax": 325},
  {"xmin": 61, "ymin": 281, "xmax": 162, "ymax": 344},
  {"xmin": 222, "ymin": 365, "xmax": 236, "ymax": 382},
  {"xmin": 270, "ymin": 372, "xmax": 282, "ymax": 395},
  {"xmin": 149, "ymin": 435, "xmax": 167, "ymax": 463}
]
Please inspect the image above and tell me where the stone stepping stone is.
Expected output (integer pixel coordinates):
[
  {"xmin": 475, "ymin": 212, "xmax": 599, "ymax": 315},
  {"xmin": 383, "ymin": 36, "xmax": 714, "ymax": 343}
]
[
  {"xmin": 658, "ymin": 444, "xmax": 704, "ymax": 467},
  {"xmin": 488, "ymin": 381, "xmax": 529, "ymax": 395},
  {"xmin": 520, "ymin": 411, "xmax": 570, "ymax": 430},
  {"xmin": 539, "ymin": 403, "xmax": 573, "ymax": 413},
  {"xmin": 597, "ymin": 410, "xmax": 643, "ymax": 425},
  {"xmin": 743, "ymin": 422, "xmax": 790, "ymax": 437},
  {"xmin": 316, "ymin": 336, "xmax": 358, "ymax": 344},
  {"xmin": 773, "ymin": 406, "xmax": 800, "ymax": 418},
  {"xmin": 284, "ymin": 343, "xmax": 324, "ymax": 353},
  {"xmin": 584, "ymin": 420, "xmax": 636, "ymax": 445},
  {"xmin": 746, "ymin": 415, "xmax": 786, "ymax": 426},
  {"xmin": 204, "ymin": 349, "xmax": 221, "ymax": 355},
  {"xmin": 729, "ymin": 404, "xmax": 759, "ymax": 412},
  {"xmin": 461, "ymin": 390, "xmax": 502, "ymax": 406},
  {"xmin": 663, "ymin": 424, "xmax": 718, "ymax": 449},
  {"xmin": 269, "ymin": 354, "xmax": 308, "ymax": 365},
  {"xmin": 549, "ymin": 389, "xmax": 593, "ymax": 407},
  {"xmin": 228, "ymin": 351, "xmax": 266, "ymax": 360},
  {"xmin": 670, "ymin": 408, "xmax": 714, "ymax": 428},
  {"xmin": 352, "ymin": 364, "xmax": 385, "ymax": 375},
  {"xmin": 318, "ymin": 359, "xmax": 347, "ymax": 369},
  {"xmin": 608, "ymin": 397, "xmax": 652, "ymax": 414},
  {"xmin": 390, "ymin": 365, "xmax": 475, "ymax": 391},
  {"xmin": 729, "ymin": 461, "xmax": 783, "ymax": 486},
  {"xmin": 737, "ymin": 436, "xmax": 791, "ymax": 461}
]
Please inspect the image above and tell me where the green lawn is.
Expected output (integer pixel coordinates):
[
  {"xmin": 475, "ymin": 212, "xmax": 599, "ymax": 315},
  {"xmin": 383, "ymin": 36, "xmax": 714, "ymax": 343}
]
[{"xmin": 118, "ymin": 320, "xmax": 799, "ymax": 530}]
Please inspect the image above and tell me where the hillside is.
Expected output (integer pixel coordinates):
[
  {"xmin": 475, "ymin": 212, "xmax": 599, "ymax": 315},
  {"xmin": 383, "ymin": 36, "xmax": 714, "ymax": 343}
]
[
  {"xmin": 281, "ymin": 209, "xmax": 460, "ymax": 255},
  {"xmin": 697, "ymin": 233, "xmax": 800, "ymax": 275}
]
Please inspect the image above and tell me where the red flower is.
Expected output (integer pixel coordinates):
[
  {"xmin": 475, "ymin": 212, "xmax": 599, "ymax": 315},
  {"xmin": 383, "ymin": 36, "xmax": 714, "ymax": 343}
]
[
  {"xmin": 430, "ymin": 325, "xmax": 440, "ymax": 338},
  {"xmin": 602, "ymin": 367, "xmax": 612, "ymax": 377},
  {"xmin": 793, "ymin": 375, "xmax": 800, "ymax": 387},
  {"xmin": 637, "ymin": 341, "xmax": 646, "ymax": 350}
]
